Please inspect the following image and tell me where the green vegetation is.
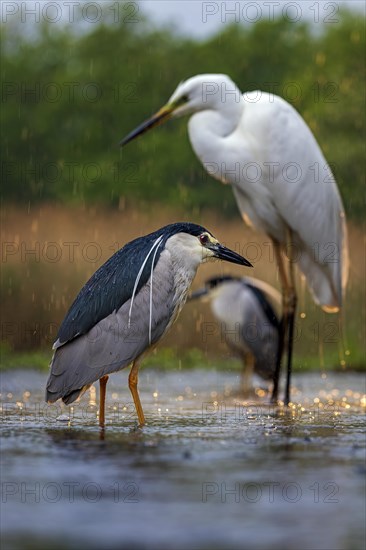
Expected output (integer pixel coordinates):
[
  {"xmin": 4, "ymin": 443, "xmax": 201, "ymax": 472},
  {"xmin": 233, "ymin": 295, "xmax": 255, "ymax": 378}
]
[
  {"xmin": 1, "ymin": 8, "xmax": 365, "ymax": 218},
  {"xmin": 1, "ymin": 344, "xmax": 364, "ymax": 373},
  {"xmin": 0, "ymin": 345, "xmax": 51, "ymax": 371}
]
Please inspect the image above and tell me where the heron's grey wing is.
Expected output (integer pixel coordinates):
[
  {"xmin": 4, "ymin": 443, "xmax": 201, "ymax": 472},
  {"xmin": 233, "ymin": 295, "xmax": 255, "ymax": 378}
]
[
  {"xmin": 243, "ymin": 282, "xmax": 279, "ymax": 328},
  {"xmin": 239, "ymin": 293, "xmax": 279, "ymax": 381},
  {"xmin": 247, "ymin": 323, "xmax": 279, "ymax": 380},
  {"xmin": 55, "ymin": 230, "xmax": 166, "ymax": 346},
  {"xmin": 208, "ymin": 281, "xmax": 248, "ymax": 358},
  {"xmin": 46, "ymin": 251, "xmax": 176, "ymax": 403},
  {"xmin": 209, "ymin": 280, "xmax": 279, "ymax": 380},
  {"xmin": 240, "ymin": 277, "xmax": 281, "ymax": 317}
]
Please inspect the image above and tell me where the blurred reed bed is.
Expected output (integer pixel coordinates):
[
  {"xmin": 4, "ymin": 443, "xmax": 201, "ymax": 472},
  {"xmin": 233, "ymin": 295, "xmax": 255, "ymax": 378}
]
[{"xmin": 1, "ymin": 204, "xmax": 364, "ymax": 370}]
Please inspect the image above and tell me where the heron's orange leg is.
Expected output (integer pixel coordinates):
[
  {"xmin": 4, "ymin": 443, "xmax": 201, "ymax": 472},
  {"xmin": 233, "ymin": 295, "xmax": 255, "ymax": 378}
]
[
  {"xmin": 99, "ymin": 375, "xmax": 109, "ymax": 427},
  {"xmin": 129, "ymin": 361, "xmax": 145, "ymax": 427}
]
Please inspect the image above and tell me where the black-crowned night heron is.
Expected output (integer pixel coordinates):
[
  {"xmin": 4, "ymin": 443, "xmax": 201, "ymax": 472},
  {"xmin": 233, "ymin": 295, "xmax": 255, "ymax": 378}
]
[
  {"xmin": 190, "ymin": 275, "xmax": 281, "ymax": 396},
  {"xmin": 46, "ymin": 222, "xmax": 252, "ymax": 428},
  {"xmin": 120, "ymin": 73, "xmax": 348, "ymax": 405}
]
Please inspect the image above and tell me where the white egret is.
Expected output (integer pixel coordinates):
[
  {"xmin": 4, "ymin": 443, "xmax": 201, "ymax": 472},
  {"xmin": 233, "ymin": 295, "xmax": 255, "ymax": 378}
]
[{"xmin": 120, "ymin": 74, "xmax": 349, "ymax": 405}]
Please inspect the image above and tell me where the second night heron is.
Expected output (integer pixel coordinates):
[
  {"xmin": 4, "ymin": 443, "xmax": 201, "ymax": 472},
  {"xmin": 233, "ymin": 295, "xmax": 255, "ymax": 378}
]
[
  {"xmin": 120, "ymin": 73, "xmax": 349, "ymax": 405},
  {"xmin": 190, "ymin": 276, "xmax": 281, "ymax": 396},
  {"xmin": 45, "ymin": 222, "xmax": 251, "ymax": 427}
]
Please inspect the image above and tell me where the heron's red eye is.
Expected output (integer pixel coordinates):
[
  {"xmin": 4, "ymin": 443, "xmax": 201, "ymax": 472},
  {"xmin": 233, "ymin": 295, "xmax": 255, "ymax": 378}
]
[{"xmin": 200, "ymin": 233, "xmax": 209, "ymax": 245}]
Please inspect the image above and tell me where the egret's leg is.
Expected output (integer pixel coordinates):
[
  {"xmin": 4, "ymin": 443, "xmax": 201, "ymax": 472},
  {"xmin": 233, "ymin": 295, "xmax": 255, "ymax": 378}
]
[
  {"xmin": 272, "ymin": 316, "xmax": 285, "ymax": 402},
  {"xmin": 271, "ymin": 240, "xmax": 289, "ymax": 403},
  {"xmin": 284, "ymin": 234, "xmax": 297, "ymax": 405},
  {"xmin": 241, "ymin": 353, "xmax": 255, "ymax": 397},
  {"xmin": 99, "ymin": 375, "xmax": 109, "ymax": 427},
  {"xmin": 128, "ymin": 361, "xmax": 145, "ymax": 427}
]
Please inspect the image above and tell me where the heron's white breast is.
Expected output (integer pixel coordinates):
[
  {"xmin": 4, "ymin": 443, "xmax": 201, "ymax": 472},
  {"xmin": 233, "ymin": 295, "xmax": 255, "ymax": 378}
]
[{"xmin": 159, "ymin": 235, "xmax": 203, "ymax": 322}]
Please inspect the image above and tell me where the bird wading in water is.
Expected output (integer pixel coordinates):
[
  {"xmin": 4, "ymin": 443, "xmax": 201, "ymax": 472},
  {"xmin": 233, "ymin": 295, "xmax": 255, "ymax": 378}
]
[
  {"xmin": 190, "ymin": 275, "xmax": 281, "ymax": 396},
  {"xmin": 120, "ymin": 73, "xmax": 349, "ymax": 405},
  {"xmin": 46, "ymin": 222, "xmax": 252, "ymax": 428}
]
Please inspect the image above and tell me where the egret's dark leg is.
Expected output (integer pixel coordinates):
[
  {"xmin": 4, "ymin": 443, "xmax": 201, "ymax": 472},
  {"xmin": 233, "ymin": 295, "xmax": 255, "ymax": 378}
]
[
  {"xmin": 129, "ymin": 361, "xmax": 145, "ymax": 427},
  {"xmin": 272, "ymin": 316, "xmax": 285, "ymax": 402},
  {"xmin": 99, "ymin": 375, "xmax": 109, "ymax": 427},
  {"xmin": 285, "ymin": 309, "xmax": 295, "ymax": 405},
  {"xmin": 284, "ymin": 238, "xmax": 297, "ymax": 405},
  {"xmin": 271, "ymin": 240, "xmax": 289, "ymax": 403}
]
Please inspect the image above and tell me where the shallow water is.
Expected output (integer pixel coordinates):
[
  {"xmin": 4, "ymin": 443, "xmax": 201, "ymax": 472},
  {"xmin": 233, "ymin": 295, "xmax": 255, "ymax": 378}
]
[{"xmin": 1, "ymin": 369, "xmax": 365, "ymax": 550}]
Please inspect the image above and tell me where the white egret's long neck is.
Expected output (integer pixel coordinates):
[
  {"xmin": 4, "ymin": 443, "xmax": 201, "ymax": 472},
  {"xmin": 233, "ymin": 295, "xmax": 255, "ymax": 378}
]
[{"xmin": 188, "ymin": 96, "xmax": 244, "ymax": 161}]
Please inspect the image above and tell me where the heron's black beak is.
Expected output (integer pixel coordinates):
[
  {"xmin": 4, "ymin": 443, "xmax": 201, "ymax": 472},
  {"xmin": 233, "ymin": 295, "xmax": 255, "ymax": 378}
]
[
  {"xmin": 120, "ymin": 105, "xmax": 174, "ymax": 147},
  {"xmin": 188, "ymin": 288, "xmax": 209, "ymax": 302},
  {"xmin": 210, "ymin": 243, "xmax": 253, "ymax": 267}
]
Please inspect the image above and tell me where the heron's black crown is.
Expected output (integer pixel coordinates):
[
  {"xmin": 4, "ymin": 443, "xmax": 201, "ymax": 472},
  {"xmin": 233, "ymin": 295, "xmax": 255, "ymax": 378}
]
[
  {"xmin": 206, "ymin": 275, "xmax": 241, "ymax": 288},
  {"xmin": 57, "ymin": 223, "xmax": 209, "ymax": 346}
]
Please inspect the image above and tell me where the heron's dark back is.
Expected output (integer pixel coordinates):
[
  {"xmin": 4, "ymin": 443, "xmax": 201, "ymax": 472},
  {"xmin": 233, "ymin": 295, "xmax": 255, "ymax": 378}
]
[{"xmin": 57, "ymin": 223, "xmax": 205, "ymax": 345}]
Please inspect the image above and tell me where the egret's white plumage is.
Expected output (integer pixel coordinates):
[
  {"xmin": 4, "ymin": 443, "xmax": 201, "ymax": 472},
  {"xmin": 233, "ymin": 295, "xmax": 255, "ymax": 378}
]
[{"xmin": 170, "ymin": 74, "xmax": 348, "ymax": 311}]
